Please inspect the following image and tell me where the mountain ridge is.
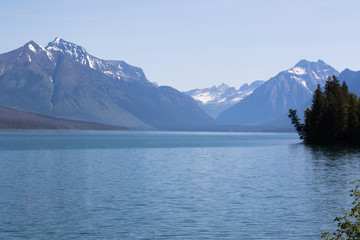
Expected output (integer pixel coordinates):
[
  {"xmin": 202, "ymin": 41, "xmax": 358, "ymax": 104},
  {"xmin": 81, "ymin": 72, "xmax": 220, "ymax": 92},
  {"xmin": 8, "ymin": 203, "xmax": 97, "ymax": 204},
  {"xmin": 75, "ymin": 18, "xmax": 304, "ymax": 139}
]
[
  {"xmin": 0, "ymin": 38, "xmax": 214, "ymax": 130},
  {"xmin": 1, "ymin": 38, "xmax": 353, "ymax": 131},
  {"xmin": 217, "ymin": 59, "xmax": 339, "ymax": 125},
  {"xmin": 183, "ymin": 80, "xmax": 264, "ymax": 118},
  {"xmin": 338, "ymin": 68, "xmax": 360, "ymax": 96}
]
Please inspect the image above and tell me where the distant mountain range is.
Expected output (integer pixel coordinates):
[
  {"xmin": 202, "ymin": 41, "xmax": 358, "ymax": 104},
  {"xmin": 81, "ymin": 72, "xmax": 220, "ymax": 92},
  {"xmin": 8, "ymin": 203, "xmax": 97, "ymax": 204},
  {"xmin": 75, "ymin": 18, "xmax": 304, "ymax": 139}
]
[
  {"xmin": 217, "ymin": 60, "xmax": 340, "ymax": 126},
  {"xmin": 0, "ymin": 38, "xmax": 214, "ymax": 130},
  {"xmin": 1, "ymin": 37, "xmax": 359, "ymax": 131},
  {"xmin": 183, "ymin": 81, "xmax": 264, "ymax": 118}
]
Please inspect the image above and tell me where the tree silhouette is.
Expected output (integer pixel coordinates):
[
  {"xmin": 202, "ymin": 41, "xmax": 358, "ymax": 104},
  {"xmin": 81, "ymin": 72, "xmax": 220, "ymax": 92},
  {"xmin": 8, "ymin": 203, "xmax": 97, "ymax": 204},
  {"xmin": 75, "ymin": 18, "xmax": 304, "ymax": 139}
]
[{"xmin": 289, "ymin": 75, "xmax": 360, "ymax": 145}]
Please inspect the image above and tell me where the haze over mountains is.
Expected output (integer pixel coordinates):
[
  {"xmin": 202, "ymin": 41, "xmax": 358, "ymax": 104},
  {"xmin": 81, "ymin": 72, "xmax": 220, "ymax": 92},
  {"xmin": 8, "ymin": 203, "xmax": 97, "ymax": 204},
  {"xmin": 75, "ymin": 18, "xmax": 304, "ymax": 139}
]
[
  {"xmin": 183, "ymin": 81, "xmax": 264, "ymax": 118},
  {"xmin": 0, "ymin": 38, "xmax": 214, "ymax": 130},
  {"xmin": 338, "ymin": 68, "xmax": 360, "ymax": 96},
  {"xmin": 216, "ymin": 60, "xmax": 340, "ymax": 126},
  {"xmin": 0, "ymin": 37, "xmax": 359, "ymax": 131},
  {"xmin": 0, "ymin": 105, "xmax": 122, "ymax": 130}
]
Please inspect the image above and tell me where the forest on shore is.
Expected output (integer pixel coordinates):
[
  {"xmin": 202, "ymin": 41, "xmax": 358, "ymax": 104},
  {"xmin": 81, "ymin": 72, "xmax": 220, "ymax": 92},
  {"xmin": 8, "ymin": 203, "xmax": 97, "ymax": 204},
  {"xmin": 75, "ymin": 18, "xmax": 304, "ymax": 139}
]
[{"xmin": 289, "ymin": 76, "xmax": 360, "ymax": 145}]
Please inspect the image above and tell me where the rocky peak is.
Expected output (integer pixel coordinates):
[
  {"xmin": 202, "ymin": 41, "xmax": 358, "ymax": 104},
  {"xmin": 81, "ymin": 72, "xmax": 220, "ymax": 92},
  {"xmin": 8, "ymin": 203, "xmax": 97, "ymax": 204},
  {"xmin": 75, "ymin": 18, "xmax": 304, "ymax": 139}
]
[
  {"xmin": 46, "ymin": 37, "xmax": 86, "ymax": 54},
  {"xmin": 292, "ymin": 59, "xmax": 334, "ymax": 73},
  {"xmin": 46, "ymin": 37, "xmax": 96, "ymax": 68},
  {"xmin": 216, "ymin": 83, "xmax": 230, "ymax": 91},
  {"xmin": 279, "ymin": 59, "xmax": 339, "ymax": 92},
  {"xmin": 45, "ymin": 37, "xmax": 150, "ymax": 84}
]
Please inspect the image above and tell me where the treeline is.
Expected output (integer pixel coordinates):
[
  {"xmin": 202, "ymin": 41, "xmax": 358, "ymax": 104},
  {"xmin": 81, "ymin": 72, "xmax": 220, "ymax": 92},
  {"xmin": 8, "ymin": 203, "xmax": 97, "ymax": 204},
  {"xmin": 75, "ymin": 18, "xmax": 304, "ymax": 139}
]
[{"xmin": 289, "ymin": 75, "xmax": 360, "ymax": 145}]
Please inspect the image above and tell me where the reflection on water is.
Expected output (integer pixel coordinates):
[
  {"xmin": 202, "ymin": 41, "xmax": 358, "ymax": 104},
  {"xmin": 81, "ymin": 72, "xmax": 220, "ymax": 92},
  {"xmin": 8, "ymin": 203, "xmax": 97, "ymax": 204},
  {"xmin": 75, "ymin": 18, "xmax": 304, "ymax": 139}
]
[
  {"xmin": 306, "ymin": 144, "xmax": 360, "ymax": 227},
  {"xmin": 308, "ymin": 144, "xmax": 360, "ymax": 161},
  {"xmin": 306, "ymin": 145, "xmax": 360, "ymax": 186},
  {"xmin": 0, "ymin": 131, "xmax": 360, "ymax": 239}
]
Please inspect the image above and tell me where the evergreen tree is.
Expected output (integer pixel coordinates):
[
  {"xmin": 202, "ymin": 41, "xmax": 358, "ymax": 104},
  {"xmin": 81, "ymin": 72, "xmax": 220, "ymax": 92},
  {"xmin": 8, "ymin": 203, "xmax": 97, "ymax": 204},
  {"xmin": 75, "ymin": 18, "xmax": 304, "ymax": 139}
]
[
  {"xmin": 305, "ymin": 84, "xmax": 326, "ymax": 144},
  {"xmin": 288, "ymin": 109, "xmax": 305, "ymax": 141},
  {"xmin": 346, "ymin": 93, "xmax": 360, "ymax": 143},
  {"xmin": 289, "ymin": 75, "xmax": 360, "ymax": 145}
]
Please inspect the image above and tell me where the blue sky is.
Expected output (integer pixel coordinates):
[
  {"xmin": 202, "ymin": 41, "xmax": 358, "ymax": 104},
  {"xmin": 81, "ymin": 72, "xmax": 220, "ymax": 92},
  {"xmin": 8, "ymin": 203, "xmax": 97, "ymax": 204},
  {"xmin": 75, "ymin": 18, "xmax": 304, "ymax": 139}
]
[{"xmin": 1, "ymin": 0, "xmax": 360, "ymax": 91}]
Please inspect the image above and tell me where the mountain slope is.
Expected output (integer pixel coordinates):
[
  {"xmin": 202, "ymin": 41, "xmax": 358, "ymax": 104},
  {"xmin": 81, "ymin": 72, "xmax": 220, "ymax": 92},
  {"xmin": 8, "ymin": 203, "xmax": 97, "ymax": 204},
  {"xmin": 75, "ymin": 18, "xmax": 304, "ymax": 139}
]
[
  {"xmin": 0, "ymin": 105, "xmax": 123, "ymax": 130},
  {"xmin": 338, "ymin": 68, "xmax": 360, "ymax": 95},
  {"xmin": 0, "ymin": 38, "xmax": 214, "ymax": 130},
  {"xmin": 217, "ymin": 60, "xmax": 339, "ymax": 125},
  {"xmin": 184, "ymin": 81, "xmax": 264, "ymax": 118}
]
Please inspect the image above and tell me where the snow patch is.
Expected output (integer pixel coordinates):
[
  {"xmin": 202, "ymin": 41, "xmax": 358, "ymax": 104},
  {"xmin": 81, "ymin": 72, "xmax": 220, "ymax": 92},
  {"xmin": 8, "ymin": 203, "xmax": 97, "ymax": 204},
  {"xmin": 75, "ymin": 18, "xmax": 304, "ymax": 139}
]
[
  {"xmin": 312, "ymin": 71, "xmax": 320, "ymax": 79},
  {"xmin": 288, "ymin": 67, "xmax": 307, "ymax": 75},
  {"xmin": 292, "ymin": 76, "xmax": 312, "ymax": 93},
  {"xmin": 65, "ymin": 49, "xmax": 73, "ymax": 56},
  {"xmin": 300, "ymin": 80, "xmax": 307, "ymax": 88},
  {"xmin": 27, "ymin": 54, "xmax": 32, "ymax": 62},
  {"xmin": 48, "ymin": 52, "xmax": 54, "ymax": 62},
  {"xmin": 73, "ymin": 48, "xmax": 78, "ymax": 58},
  {"xmin": 217, "ymin": 83, "xmax": 229, "ymax": 91},
  {"xmin": 46, "ymin": 46, "xmax": 61, "ymax": 52},
  {"xmin": 39, "ymin": 45, "xmax": 46, "ymax": 51},
  {"xmin": 242, "ymin": 91, "xmax": 253, "ymax": 98},
  {"xmin": 292, "ymin": 76, "xmax": 301, "ymax": 81},
  {"xmin": 231, "ymin": 97, "xmax": 243, "ymax": 102},
  {"xmin": 103, "ymin": 70, "xmax": 113, "ymax": 76},
  {"xmin": 54, "ymin": 37, "xmax": 62, "ymax": 44},
  {"xmin": 86, "ymin": 55, "xmax": 95, "ymax": 69},
  {"xmin": 292, "ymin": 76, "xmax": 308, "ymax": 89},
  {"xmin": 193, "ymin": 92, "xmax": 215, "ymax": 104},
  {"xmin": 28, "ymin": 44, "xmax": 36, "ymax": 53}
]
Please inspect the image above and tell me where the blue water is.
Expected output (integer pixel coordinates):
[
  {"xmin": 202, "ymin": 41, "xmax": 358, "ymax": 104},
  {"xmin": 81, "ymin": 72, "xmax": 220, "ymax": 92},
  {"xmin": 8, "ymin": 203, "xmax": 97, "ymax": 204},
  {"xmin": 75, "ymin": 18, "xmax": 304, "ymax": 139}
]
[{"xmin": 1, "ymin": 131, "xmax": 360, "ymax": 239}]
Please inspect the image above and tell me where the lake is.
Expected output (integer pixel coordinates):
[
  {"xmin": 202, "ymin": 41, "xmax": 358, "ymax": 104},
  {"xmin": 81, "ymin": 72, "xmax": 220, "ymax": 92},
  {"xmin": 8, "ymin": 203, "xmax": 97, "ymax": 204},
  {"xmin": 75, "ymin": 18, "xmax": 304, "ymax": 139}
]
[{"xmin": 1, "ymin": 131, "xmax": 360, "ymax": 239}]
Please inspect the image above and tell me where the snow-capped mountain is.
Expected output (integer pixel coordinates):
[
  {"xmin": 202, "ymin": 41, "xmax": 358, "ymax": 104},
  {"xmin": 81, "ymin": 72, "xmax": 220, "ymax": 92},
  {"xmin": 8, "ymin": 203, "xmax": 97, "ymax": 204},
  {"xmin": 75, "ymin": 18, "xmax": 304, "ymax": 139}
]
[
  {"xmin": 183, "ymin": 81, "xmax": 264, "ymax": 118},
  {"xmin": 217, "ymin": 60, "xmax": 339, "ymax": 125},
  {"xmin": 0, "ymin": 38, "xmax": 214, "ymax": 129},
  {"xmin": 46, "ymin": 37, "xmax": 150, "ymax": 83}
]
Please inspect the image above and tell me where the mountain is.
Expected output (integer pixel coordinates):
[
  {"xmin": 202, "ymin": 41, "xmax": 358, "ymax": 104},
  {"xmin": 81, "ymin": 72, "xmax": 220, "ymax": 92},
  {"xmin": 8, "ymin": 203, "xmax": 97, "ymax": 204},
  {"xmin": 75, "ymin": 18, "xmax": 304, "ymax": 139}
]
[
  {"xmin": 0, "ymin": 38, "xmax": 214, "ymax": 130},
  {"xmin": 0, "ymin": 105, "xmax": 123, "ymax": 130},
  {"xmin": 183, "ymin": 81, "xmax": 264, "ymax": 118},
  {"xmin": 338, "ymin": 68, "xmax": 360, "ymax": 95},
  {"xmin": 217, "ymin": 60, "xmax": 339, "ymax": 126}
]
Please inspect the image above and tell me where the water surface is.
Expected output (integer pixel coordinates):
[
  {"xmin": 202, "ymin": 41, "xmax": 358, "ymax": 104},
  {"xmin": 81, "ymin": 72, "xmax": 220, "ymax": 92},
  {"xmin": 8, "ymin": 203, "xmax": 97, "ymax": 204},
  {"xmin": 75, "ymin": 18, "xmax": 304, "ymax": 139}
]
[{"xmin": 1, "ymin": 131, "xmax": 360, "ymax": 239}]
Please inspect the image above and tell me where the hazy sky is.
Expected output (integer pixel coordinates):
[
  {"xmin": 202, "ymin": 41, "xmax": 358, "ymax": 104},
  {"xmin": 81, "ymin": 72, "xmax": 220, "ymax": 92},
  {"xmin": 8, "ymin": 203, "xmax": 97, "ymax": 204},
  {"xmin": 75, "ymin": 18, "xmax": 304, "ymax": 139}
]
[{"xmin": 1, "ymin": 0, "xmax": 360, "ymax": 91}]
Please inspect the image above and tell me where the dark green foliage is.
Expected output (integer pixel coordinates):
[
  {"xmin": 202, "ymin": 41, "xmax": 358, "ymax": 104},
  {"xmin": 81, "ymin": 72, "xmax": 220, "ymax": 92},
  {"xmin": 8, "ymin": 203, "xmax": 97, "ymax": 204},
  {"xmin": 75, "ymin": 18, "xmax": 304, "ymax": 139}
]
[
  {"xmin": 289, "ymin": 76, "xmax": 360, "ymax": 145},
  {"xmin": 321, "ymin": 180, "xmax": 360, "ymax": 240},
  {"xmin": 288, "ymin": 109, "xmax": 306, "ymax": 141}
]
